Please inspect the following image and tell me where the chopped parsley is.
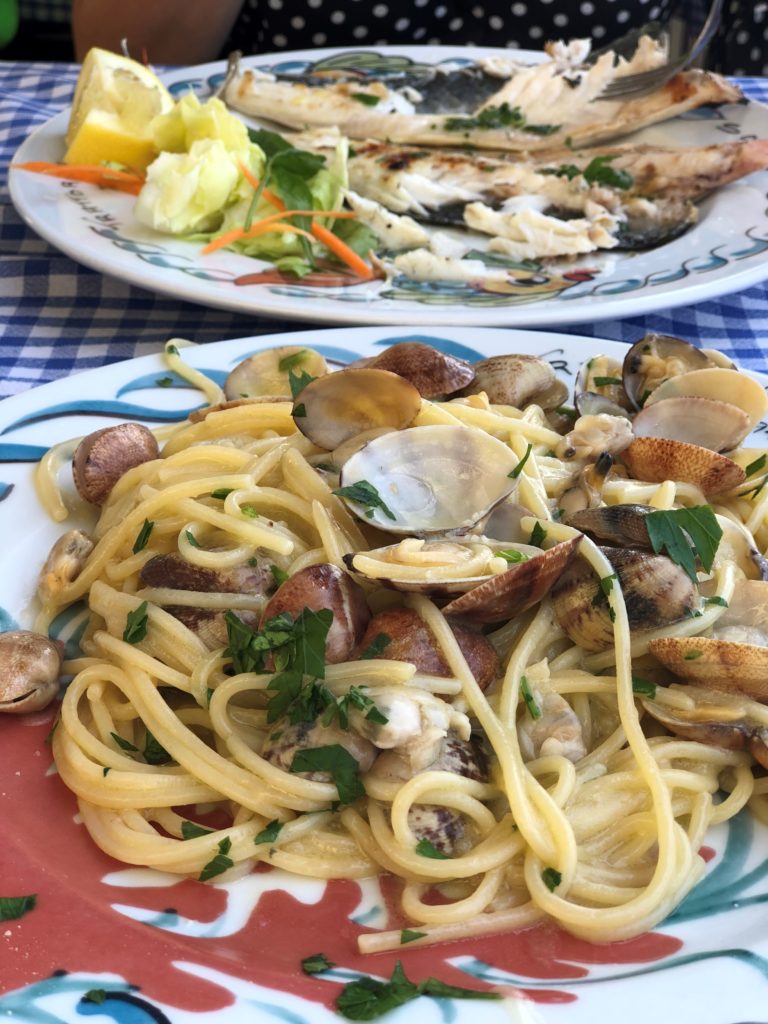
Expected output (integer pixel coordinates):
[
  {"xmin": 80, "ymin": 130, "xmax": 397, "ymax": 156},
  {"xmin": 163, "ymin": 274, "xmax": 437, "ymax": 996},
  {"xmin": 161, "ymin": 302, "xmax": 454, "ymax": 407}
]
[
  {"xmin": 508, "ymin": 443, "xmax": 533, "ymax": 479},
  {"xmin": 254, "ymin": 819, "xmax": 284, "ymax": 845},
  {"xmin": 110, "ymin": 731, "xmax": 139, "ymax": 753},
  {"xmin": 199, "ymin": 836, "xmax": 234, "ymax": 881},
  {"xmin": 270, "ymin": 564, "xmax": 289, "ymax": 587},
  {"xmin": 155, "ymin": 376, "xmax": 173, "ymax": 388},
  {"xmin": 745, "ymin": 453, "xmax": 767, "ymax": 477},
  {"xmin": 444, "ymin": 102, "xmax": 558, "ymax": 135},
  {"xmin": 592, "ymin": 375, "xmax": 623, "ymax": 387},
  {"xmin": 181, "ymin": 821, "xmax": 213, "ymax": 840},
  {"xmin": 529, "ymin": 521, "xmax": 547, "ymax": 548},
  {"xmin": 278, "ymin": 349, "xmax": 309, "ymax": 372},
  {"xmin": 323, "ymin": 685, "xmax": 389, "ymax": 730},
  {"xmin": 289, "ymin": 367, "xmax": 316, "ymax": 399},
  {"xmin": 123, "ymin": 601, "xmax": 149, "ymax": 644},
  {"xmin": 185, "ymin": 529, "xmax": 202, "ymax": 549},
  {"xmin": 704, "ymin": 595, "xmax": 729, "ymax": 607},
  {"xmin": 496, "ymin": 549, "xmax": 530, "ymax": 564},
  {"xmin": 143, "ymin": 729, "xmax": 172, "ymax": 766},
  {"xmin": 166, "ymin": 343, "xmax": 179, "ymax": 356},
  {"xmin": 0, "ymin": 895, "xmax": 37, "ymax": 921},
  {"xmin": 400, "ymin": 929, "xmax": 427, "ymax": 944},
  {"xmin": 359, "ymin": 632, "xmax": 391, "ymax": 659},
  {"xmin": 632, "ymin": 677, "xmax": 657, "ymax": 699},
  {"xmin": 225, "ymin": 606, "xmax": 332, "ymax": 677},
  {"xmin": 542, "ymin": 154, "xmax": 632, "ymax": 190},
  {"xmin": 520, "ymin": 675, "xmax": 541, "ymax": 720},
  {"xmin": 351, "ymin": 92, "xmax": 381, "ymax": 106},
  {"xmin": 645, "ymin": 506, "xmax": 722, "ymax": 583},
  {"xmin": 542, "ymin": 867, "xmax": 562, "ymax": 892},
  {"xmin": 211, "ymin": 488, "xmax": 234, "ymax": 500},
  {"xmin": 290, "ymin": 744, "xmax": 364, "ymax": 805},
  {"xmin": 132, "ymin": 518, "xmax": 154, "ymax": 554},
  {"xmin": 82, "ymin": 990, "xmax": 107, "ymax": 1005},
  {"xmin": 332, "ymin": 479, "xmax": 396, "ymax": 520},
  {"xmin": 592, "ymin": 572, "xmax": 618, "ymax": 622},
  {"xmin": 415, "ymin": 837, "xmax": 449, "ymax": 859},
  {"xmin": 301, "ymin": 953, "xmax": 336, "ymax": 975},
  {"xmin": 684, "ymin": 650, "xmax": 704, "ymax": 660},
  {"xmin": 335, "ymin": 960, "xmax": 499, "ymax": 1021}
]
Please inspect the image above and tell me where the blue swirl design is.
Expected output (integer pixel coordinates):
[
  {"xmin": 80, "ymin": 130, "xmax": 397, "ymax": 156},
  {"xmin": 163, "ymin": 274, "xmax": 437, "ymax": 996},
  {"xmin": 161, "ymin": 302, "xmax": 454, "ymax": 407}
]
[
  {"xmin": 0, "ymin": 482, "xmax": 14, "ymax": 501},
  {"xmin": 0, "ymin": 442, "xmax": 49, "ymax": 461},
  {"xmin": 1, "ymin": 399, "xmax": 204, "ymax": 435},
  {"xmin": 116, "ymin": 370, "xmax": 228, "ymax": 396},
  {"xmin": 77, "ymin": 990, "xmax": 172, "ymax": 1023},
  {"xmin": 0, "ymin": 607, "xmax": 20, "ymax": 631},
  {"xmin": 48, "ymin": 602, "xmax": 89, "ymax": 661}
]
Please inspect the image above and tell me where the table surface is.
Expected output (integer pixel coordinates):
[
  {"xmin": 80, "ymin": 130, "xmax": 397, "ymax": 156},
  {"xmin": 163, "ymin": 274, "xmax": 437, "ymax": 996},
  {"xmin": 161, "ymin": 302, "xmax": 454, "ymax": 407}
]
[{"xmin": 3, "ymin": 59, "xmax": 768, "ymax": 399}]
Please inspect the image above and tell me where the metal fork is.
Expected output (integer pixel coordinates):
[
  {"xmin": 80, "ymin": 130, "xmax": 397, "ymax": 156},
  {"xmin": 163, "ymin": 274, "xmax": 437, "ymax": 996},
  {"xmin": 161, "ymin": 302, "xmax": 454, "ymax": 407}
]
[{"xmin": 597, "ymin": 0, "xmax": 724, "ymax": 101}]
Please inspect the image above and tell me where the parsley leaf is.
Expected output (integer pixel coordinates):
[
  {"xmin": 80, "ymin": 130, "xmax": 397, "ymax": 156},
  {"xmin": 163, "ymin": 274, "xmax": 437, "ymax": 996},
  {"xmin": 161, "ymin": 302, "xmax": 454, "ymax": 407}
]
[
  {"xmin": 290, "ymin": 745, "xmax": 364, "ymax": 805},
  {"xmin": 496, "ymin": 549, "xmax": 529, "ymax": 564},
  {"xmin": 645, "ymin": 506, "xmax": 723, "ymax": 583},
  {"xmin": 289, "ymin": 367, "xmax": 316, "ymax": 399},
  {"xmin": 123, "ymin": 601, "xmax": 149, "ymax": 644},
  {"xmin": 302, "ymin": 952, "xmax": 336, "ymax": 975},
  {"xmin": 746, "ymin": 453, "xmax": 767, "ymax": 477},
  {"xmin": 132, "ymin": 518, "xmax": 154, "ymax": 553},
  {"xmin": 333, "ymin": 479, "xmax": 396, "ymax": 520},
  {"xmin": 508, "ymin": 443, "xmax": 533, "ymax": 479},
  {"xmin": 181, "ymin": 820, "xmax": 213, "ymax": 840},
  {"xmin": 110, "ymin": 731, "xmax": 138, "ymax": 753},
  {"xmin": 199, "ymin": 836, "xmax": 234, "ymax": 881},
  {"xmin": 351, "ymin": 92, "xmax": 381, "ymax": 106},
  {"xmin": 359, "ymin": 633, "xmax": 391, "ymax": 660},
  {"xmin": 143, "ymin": 729, "xmax": 172, "ymax": 765},
  {"xmin": 155, "ymin": 376, "xmax": 173, "ymax": 388},
  {"xmin": 529, "ymin": 521, "xmax": 547, "ymax": 548},
  {"xmin": 211, "ymin": 487, "xmax": 234, "ymax": 500},
  {"xmin": 704, "ymin": 595, "xmax": 728, "ymax": 607},
  {"xmin": 254, "ymin": 819, "xmax": 283, "ymax": 845},
  {"xmin": 224, "ymin": 609, "xmax": 296, "ymax": 674},
  {"xmin": 542, "ymin": 867, "xmax": 562, "ymax": 891},
  {"xmin": 592, "ymin": 375, "xmax": 623, "ymax": 386},
  {"xmin": 82, "ymin": 989, "xmax": 107, "ymax": 1005},
  {"xmin": 444, "ymin": 102, "xmax": 558, "ymax": 135},
  {"xmin": 0, "ymin": 895, "xmax": 37, "ymax": 921},
  {"xmin": 632, "ymin": 677, "xmax": 657, "ymax": 698},
  {"xmin": 415, "ymin": 837, "xmax": 449, "ymax": 859},
  {"xmin": 270, "ymin": 564, "xmax": 289, "ymax": 588},
  {"xmin": 278, "ymin": 349, "xmax": 309, "ymax": 372},
  {"xmin": 520, "ymin": 675, "xmax": 541, "ymax": 719},
  {"xmin": 335, "ymin": 960, "xmax": 499, "ymax": 1021}
]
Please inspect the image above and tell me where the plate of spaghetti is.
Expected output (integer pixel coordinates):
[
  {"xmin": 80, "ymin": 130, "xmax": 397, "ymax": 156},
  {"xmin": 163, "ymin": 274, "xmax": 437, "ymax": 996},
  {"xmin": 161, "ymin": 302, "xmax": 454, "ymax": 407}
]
[{"xmin": 1, "ymin": 325, "xmax": 768, "ymax": 1024}]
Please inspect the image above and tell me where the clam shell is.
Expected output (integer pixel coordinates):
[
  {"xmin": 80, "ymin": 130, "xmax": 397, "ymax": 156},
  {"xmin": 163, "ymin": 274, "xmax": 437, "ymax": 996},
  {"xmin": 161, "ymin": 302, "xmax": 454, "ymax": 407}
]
[
  {"xmin": 365, "ymin": 342, "xmax": 475, "ymax": 398},
  {"xmin": 622, "ymin": 334, "xmax": 714, "ymax": 410},
  {"xmin": 442, "ymin": 536, "xmax": 581, "ymax": 624},
  {"xmin": 648, "ymin": 636, "xmax": 768, "ymax": 703},
  {"xmin": 224, "ymin": 345, "xmax": 328, "ymax": 400},
  {"xmin": 621, "ymin": 437, "xmax": 746, "ymax": 496},
  {"xmin": 338, "ymin": 424, "xmax": 518, "ymax": 534},
  {"xmin": 552, "ymin": 547, "xmax": 698, "ymax": 652},
  {"xmin": 641, "ymin": 684, "xmax": 768, "ymax": 769},
  {"xmin": 632, "ymin": 396, "xmax": 751, "ymax": 453},
  {"xmin": 461, "ymin": 354, "xmax": 561, "ymax": 409},
  {"xmin": 294, "ymin": 368, "xmax": 421, "ymax": 451},
  {"xmin": 563, "ymin": 504, "xmax": 652, "ymax": 549},
  {"xmin": 644, "ymin": 367, "xmax": 768, "ymax": 433}
]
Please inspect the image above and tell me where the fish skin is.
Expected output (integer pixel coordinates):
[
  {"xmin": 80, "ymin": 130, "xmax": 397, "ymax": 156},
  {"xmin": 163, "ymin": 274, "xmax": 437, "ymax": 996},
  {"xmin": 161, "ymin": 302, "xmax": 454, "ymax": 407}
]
[
  {"xmin": 346, "ymin": 136, "xmax": 768, "ymax": 216},
  {"xmin": 226, "ymin": 62, "xmax": 743, "ymax": 152}
]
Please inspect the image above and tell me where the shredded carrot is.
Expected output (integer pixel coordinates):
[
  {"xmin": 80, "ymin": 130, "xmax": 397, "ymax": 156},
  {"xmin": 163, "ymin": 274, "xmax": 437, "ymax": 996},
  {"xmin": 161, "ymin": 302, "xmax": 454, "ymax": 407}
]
[
  {"xmin": 310, "ymin": 222, "xmax": 373, "ymax": 279},
  {"xmin": 201, "ymin": 207, "xmax": 356, "ymax": 255},
  {"xmin": 236, "ymin": 159, "xmax": 284, "ymax": 209},
  {"xmin": 12, "ymin": 161, "xmax": 146, "ymax": 195}
]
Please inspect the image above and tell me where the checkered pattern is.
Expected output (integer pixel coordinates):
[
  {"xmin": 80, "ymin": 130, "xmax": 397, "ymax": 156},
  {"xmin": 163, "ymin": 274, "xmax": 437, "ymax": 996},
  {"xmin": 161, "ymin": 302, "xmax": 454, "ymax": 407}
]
[{"xmin": 1, "ymin": 63, "xmax": 768, "ymax": 399}]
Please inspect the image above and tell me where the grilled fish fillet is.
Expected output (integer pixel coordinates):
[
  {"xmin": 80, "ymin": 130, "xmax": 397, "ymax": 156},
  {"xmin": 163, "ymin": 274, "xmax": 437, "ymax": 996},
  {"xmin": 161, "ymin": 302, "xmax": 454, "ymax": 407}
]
[
  {"xmin": 345, "ymin": 138, "xmax": 768, "ymax": 218},
  {"xmin": 225, "ymin": 39, "xmax": 743, "ymax": 153}
]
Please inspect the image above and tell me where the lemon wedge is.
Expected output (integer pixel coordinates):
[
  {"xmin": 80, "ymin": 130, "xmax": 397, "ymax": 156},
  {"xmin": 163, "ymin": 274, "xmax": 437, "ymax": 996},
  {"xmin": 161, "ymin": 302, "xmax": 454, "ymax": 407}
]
[{"xmin": 64, "ymin": 48, "xmax": 174, "ymax": 172}]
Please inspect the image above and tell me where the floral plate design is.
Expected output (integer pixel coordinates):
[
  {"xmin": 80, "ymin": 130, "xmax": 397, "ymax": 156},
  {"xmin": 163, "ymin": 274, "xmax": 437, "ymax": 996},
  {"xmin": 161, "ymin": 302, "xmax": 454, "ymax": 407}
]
[
  {"xmin": 1, "ymin": 326, "xmax": 767, "ymax": 1024},
  {"xmin": 8, "ymin": 46, "xmax": 768, "ymax": 328}
]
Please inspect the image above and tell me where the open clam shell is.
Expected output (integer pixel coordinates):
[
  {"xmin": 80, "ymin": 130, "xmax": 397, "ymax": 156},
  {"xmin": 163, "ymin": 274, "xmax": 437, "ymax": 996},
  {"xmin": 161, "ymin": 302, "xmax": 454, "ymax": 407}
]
[
  {"xmin": 460, "ymin": 354, "xmax": 566, "ymax": 410},
  {"xmin": 643, "ymin": 367, "xmax": 768, "ymax": 435},
  {"xmin": 622, "ymin": 334, "xmax": 714, "ymax": 410},
  {"xmin": 641, "ymin": 684, "xmax": 768, "ymax": 769},
  {"xmin": 338, "ymin": 424, "xmax": 518, "ymax": 534},
  {"xmin": 224, "ymin": 345, "xmax": 328, "ymax": 399},
  {"xmin": 442, "ymin": 536, "xmax": 582, "ymax": 624},
  {"xmin": 621, "ymin": 437, "xmax": 746, "ymax": 496},
  {"xmin": 293, "ymin": 367, "xmax": 421, "ymax": 450},
  {"xmin": 563, "ymin": 503, "xmax": 653, "ymax": 549},
  {"xmin": 631, "ymin": 396, "xmax": 750, "ymax": 453},
  {"xmin": 575, "ymin": 355, "xmax": 632, "ymax": 417}
]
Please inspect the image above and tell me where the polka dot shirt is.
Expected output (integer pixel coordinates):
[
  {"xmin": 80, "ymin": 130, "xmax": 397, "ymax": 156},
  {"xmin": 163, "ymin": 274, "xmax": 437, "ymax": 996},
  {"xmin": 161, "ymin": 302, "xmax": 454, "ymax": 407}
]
[{"xmin": 225, "ymin": 0, "xmax": 678, "ymax": 54}]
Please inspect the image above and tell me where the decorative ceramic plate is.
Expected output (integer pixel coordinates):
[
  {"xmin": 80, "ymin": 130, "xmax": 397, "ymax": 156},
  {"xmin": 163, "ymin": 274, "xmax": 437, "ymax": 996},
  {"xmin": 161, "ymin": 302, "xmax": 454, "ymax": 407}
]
[
  {"xmin": 1, "ymin": 326, "xmax": 768, "ymax": 1024},
  {"xmin": 8, "ymin": 46, "xmax": 768, "ymax": 328}
]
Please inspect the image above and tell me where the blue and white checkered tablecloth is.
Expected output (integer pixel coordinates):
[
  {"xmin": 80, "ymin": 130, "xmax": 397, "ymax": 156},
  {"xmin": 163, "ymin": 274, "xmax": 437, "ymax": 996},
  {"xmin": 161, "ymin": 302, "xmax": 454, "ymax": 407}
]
[{"xmin": 2, "ymin": 61, "xmax": 768, "ymax": 399}]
